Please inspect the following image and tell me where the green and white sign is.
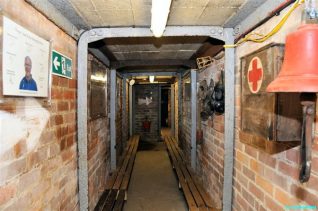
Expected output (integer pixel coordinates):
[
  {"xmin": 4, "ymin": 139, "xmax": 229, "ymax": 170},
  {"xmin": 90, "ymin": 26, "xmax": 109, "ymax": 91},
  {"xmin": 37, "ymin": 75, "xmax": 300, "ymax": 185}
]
[{"xmin": 52, "ymin": 50, "xmax": 72, "ymax": 79}]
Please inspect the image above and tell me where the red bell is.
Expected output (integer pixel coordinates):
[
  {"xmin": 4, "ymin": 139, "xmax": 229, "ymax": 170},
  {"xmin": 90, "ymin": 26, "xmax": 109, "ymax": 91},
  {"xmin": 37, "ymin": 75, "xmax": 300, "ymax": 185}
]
[{"xmin": 266, "ymin": 24, "xmax": 318, "ymax": 93}]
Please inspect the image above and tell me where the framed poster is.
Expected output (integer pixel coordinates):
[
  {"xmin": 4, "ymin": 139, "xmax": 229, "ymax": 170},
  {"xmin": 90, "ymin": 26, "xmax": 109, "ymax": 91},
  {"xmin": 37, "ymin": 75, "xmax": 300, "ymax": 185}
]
[
  {"xmin": 90, "ymin": 60, "xmax": 107, "ymax": 119},
  {"xmin": 2, "ymin": 16, "xmax": 50, "ymax": 97}
]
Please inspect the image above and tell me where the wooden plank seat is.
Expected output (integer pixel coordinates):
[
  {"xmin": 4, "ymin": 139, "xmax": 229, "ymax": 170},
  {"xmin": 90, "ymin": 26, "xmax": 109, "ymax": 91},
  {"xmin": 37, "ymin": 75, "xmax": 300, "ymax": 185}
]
[
  {"xmin": 94, "ymin": 135, "xmax": 140, "ymax": 211},
  {"xmin": 164, "ymin": 136, "xmax": 218, "ymax": 211}
]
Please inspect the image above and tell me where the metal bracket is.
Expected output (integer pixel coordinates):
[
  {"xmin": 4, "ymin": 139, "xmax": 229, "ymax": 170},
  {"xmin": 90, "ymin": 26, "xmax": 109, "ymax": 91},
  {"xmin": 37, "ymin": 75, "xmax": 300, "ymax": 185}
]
[{"xmin": 299, "ymin": 93, "xmax": 316, "ymax": 183}]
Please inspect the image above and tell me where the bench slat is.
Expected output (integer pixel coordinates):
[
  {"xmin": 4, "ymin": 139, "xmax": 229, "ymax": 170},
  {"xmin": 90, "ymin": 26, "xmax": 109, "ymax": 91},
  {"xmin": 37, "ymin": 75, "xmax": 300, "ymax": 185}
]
[
  {"xmin": 113, "ymin": 136, "xmax": 137, "ymax": 189},
  {"xmin": 95, "ymin": 135, "xmax": 140, "ymax": 211},
  {"xmin": 102, "ymin": 189, "xmax": 118, "ymax": 211},
  {"xmin": 94, "ymin": 190, "xmax": 110, "ymax": 211},
  {"xmin": 113, "ymin": 190, "xmax": 125, "ymax": 211},
  {"xmin": 170, "ymin": 137, "xmax": 215, "ymax": 209},
  {"xmin": 120, "ymin": 136, "xmax": 139, "ymax": 190},
  {"xmin": 165, "ymin": 138, "xmax": 198, "ymax": 211},
  {"xmin": 167, "ymin": 137, "xmax": 205, "ymax": 208}
]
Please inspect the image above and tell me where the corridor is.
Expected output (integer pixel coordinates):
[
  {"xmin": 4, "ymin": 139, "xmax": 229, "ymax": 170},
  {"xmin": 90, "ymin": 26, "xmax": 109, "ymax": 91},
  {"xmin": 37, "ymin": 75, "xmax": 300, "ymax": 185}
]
[{"xmin": 1, "ymin": 0, "xmax": 318, "ymax": 211}]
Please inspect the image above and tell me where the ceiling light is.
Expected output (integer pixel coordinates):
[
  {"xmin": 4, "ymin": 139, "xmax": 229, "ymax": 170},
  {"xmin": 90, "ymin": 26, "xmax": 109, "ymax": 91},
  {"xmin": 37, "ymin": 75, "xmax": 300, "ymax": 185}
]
[
  {"xmin": 150, "ymin": 0, "xmax": 172, "ymax": 37},
  {"xmin": 129, "ymin": 79, "xmax": 135, "ymax": 86},
  {"xmin": 149, "ymin": 76, "xmax": 155, "ymax": 83}
]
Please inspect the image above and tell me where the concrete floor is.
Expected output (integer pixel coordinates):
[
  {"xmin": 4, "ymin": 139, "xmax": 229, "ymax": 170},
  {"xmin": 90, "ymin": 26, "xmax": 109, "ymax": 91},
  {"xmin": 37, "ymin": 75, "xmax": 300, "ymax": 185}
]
[{"xmin": 123, "ymin": 141, "xmax": 188, "ymax": 211}]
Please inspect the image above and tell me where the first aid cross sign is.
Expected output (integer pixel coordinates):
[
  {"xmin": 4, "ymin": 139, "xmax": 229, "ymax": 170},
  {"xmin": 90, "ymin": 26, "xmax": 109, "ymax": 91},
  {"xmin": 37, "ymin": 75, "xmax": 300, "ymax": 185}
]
[
  {"xmin": 52, "ymin": 50, "xmax": 72, "ymax": 79},
  {"xmin": 247, "ymin": 57, "xmax": 263, "ymax": 94}
]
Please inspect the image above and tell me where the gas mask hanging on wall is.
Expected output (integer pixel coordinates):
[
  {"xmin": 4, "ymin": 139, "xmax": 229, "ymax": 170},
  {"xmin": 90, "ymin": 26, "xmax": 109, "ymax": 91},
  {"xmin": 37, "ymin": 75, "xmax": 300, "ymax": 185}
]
[
  {"xmin": 199, "ymin": 70, "xmax": 225, "ymax": 121},
  {"xmin": 212, "ymin": 71, "xmax": 225, "ymax": 115}
]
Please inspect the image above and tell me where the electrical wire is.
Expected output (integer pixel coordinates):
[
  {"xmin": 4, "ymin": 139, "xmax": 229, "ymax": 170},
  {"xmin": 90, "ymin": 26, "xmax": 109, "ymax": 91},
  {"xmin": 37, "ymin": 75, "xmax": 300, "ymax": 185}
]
[{"xmin": 224, "ymin": 0, "xmax": 305, "ymax": 48}]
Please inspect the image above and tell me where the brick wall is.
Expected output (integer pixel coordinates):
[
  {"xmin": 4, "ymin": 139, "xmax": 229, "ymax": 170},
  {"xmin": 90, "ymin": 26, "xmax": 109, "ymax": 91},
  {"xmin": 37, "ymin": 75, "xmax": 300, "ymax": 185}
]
[
  {"xmin": 180, "ymin": 76, "xmax": 191, "ymax": 164},
  {"xmin": 87, "ymin": 54, "xmax": 110, "ymax": 210},
  {"xmin": 0, "ymin": 0, "xmax": 78, "ymax": 210},
  {"xmin": 233, "ymin": 4, "xmax": 318, "ymax": 210},
  {"xmin": 134, "ymin": 84, "xmax": 159, "ymax": 142},
  {"xmin": 196, "ymin": 58, "xmax": 225, "ymax": 209}
]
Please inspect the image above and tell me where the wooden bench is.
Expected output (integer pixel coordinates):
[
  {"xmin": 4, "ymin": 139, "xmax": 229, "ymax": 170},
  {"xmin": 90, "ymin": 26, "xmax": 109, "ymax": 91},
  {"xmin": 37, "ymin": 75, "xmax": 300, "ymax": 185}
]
[
  {"xmin": 164, "ymin": 136, "xmax": 218, "ymax": 211},
  {"xmin": 94, "ymin": 135, "xmax": 140, "ymax": 211}
]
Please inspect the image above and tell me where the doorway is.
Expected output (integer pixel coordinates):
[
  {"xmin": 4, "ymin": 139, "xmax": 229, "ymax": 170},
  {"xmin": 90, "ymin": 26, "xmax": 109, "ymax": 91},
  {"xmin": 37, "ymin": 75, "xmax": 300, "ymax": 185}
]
[{"xmin": 161, "ymin": 87, "xmax": 170, "ymax": 128}]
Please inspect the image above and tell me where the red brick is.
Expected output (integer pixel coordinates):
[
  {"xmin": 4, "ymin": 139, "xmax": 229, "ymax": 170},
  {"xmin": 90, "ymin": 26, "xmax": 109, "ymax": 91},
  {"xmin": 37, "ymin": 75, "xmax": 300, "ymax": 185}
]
[
  {"xmin": 312, "ymin": 157, "xmax": 318, "ymax": 174},
  {"xmin": 307, "ymin": 174, "xmax": 318, "ymax": 191},
  {"xmin": 55, "ymin": 115, "xmax": 63, "ymax": 125},
  {"xmin": 242, "ymin": 187, "xmax": 255, "ymax": 207},
  {"xmin": 51, "ymin": 88, "xmax": 63, "ymax": 100},
  {"xmin": 236, "ymin": 193, "xmax": 249, "ymax": 209},
  {"xmin": 285, "ymin": 148, "xmax": 300, "ymax": 164},
  {"xmin": 52, "ymin": 76, "xmax": 59, "ymax": 86},
  {"xmin": 69, "ymin": 79, "xmax": 77, "ymax": 89},
  {"xmin": 59, "ymin": 138, "xmax": 67, "ymax": 151},
  {"xmin": 64, "ymin": 113, "xmax": 75, "ymax": 124},
  {"xmin": 250, "ymin": 159, "xmax": 264, "ymax": 176},
  {"xmin": 0, "ymin": 183, "xmax": 16, "ymax": 205},
  {"xmin": 243, "ymin": 166, "xmax": 255, "ymax": 181},
  {"xmin": 264, "ymin": 167, "xmax": 287, "ymax": 190},
  {"xmin": 63, "ymin": 90, "xmax": 75, "ymax": 100},
  {"xmin": 255, "ymin": 175, "xmax": 273, "ymax": 196},
  {"xmin": 249, "ymin": 182, "xmax": 264, "ymax": 202},
  {"xmin": 59, "ymin": 77, "xmax": 69, "ymax": 87},
  {"xmin": 291, "ymin": 184, "xmax": 318, "ymax": 206},
  {"xmin": 275, "ymin": 188, "xmax": 298, "ymax": 206},
  {"xmin": 258, "ymin": 152, "xmax": 276, "ymax": 168},
  {"xmin": 245, "ymin": 144, "xmax": 258, "ymax": 159},
  {"xmin": 67, "ymin": 135, "xmax": 75, "ymax": 147},
  {"xmin": 236, "ymin": 150, "xmax": 249, "ymax": 166},
  {"xmin": 57, "ymin": 101, "xmax": 69, "ymax": 111},
  {"xmin": 265, "ymin": 195, "xmax": 284, "ymax": 211},
  {"xmin": 278, "ymin": 161, "xmax": 298, "ymax": 180}
]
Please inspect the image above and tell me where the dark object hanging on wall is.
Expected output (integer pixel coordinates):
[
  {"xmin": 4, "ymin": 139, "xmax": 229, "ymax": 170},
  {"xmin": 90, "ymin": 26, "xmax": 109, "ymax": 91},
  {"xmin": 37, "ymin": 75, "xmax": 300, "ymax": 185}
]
[
  {"xmin": 200, "ymin": 79, "xmax": 214, "ymax": 121},
  {"xmin": 212, "ymin": 71, "xmax": 225, "ymax": 115}
]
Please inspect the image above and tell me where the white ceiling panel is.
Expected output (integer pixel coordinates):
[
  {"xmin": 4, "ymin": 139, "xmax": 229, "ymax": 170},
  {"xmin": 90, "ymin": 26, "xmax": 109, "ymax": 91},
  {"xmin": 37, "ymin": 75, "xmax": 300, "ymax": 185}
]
[
  {"xmin": 168, "ymin": 7, "xmax": 204, "ymax": 25},
  {"xmin": 68, "ymin": 0, "xmax": 247, "ymax": 27},
  {"xmin": 92, "ymin": 0, "xmax": 132, "ymax": 10},
  {"xmin": 198, "ymin": 7, "xmax": 238, "ymax": 25},
  {"xmin": 99, "ymin": 9, "xmax": 134, "ymax": 26},
  {"xmin": 170, "ymin": 0, "xmax": 210, "ymax": 8}
]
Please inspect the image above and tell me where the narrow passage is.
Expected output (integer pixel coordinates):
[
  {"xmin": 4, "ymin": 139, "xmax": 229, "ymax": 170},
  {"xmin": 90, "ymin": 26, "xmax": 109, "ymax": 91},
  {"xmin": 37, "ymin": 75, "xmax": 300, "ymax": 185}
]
[{"xmin": 123, "ymin": 140, "xmax": 187, "ymax": 211}]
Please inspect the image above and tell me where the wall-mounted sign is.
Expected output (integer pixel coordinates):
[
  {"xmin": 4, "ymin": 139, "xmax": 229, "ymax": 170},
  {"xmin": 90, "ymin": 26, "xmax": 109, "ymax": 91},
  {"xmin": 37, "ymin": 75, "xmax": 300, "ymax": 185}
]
[
  {"xmin": 247, "ymin": 56, "xmax": 263, "ymax": 94},
  {"xmin": 52, "ymin": 50, "xmax": 72, "ymax": 79},
  {"xmin": 241, "ymin": 43, "xmax": 302, "ymax": 153},
  {"xmin": 2, "ymin": 16, "xmax": 50, "ymax": 97}
]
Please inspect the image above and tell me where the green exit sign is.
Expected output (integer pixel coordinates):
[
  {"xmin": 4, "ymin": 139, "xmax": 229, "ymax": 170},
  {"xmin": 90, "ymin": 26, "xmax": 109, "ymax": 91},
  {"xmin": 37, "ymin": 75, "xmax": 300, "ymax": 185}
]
[{"xmin": 52, "ymin": 50, "xmax": 72, "ymax": 79}]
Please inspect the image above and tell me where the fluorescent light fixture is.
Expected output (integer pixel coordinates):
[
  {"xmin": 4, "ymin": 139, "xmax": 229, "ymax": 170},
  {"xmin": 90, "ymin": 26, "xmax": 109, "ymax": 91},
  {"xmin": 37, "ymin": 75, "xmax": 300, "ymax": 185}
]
[
  {"xmin": 129, "ymin": 79, "xmax": 135, "ymax": 86},
  {"xmin": 150, "ymin": 0, "xmax": 172, "ymax": 37},
  {"xmin": 149, "ymin": 76, "xmax": 155, "ymax": 83}
]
